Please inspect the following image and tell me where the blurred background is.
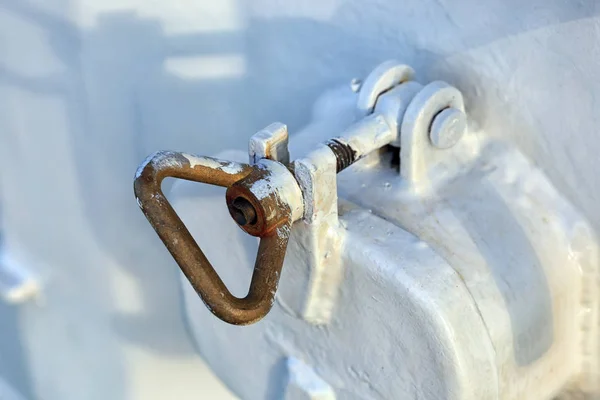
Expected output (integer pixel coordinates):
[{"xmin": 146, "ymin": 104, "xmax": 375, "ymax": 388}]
[{"xmin": 1, "ymin": 0, "xmax": 599, "ymax": 399}]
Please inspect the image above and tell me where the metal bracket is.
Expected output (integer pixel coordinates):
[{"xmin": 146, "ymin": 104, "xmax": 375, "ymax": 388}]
[
  {"xmin": 400, "ymin": 81, "xmax": 467, "ymax": 192},
  {"xmin": 270, "ymin": 61, "xmax": 469, "ymax": 324},
  {"xmin": 356, "ymin": 60, "xmax": 414, "ymax": 117}
]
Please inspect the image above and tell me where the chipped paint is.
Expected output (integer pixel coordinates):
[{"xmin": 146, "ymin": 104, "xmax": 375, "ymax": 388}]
[
  {"xmin": 252, "ymin": 159, "xmax": 304, "ymax": 222},
  {"xmin": 182, "ymin": 153, "xmax": 244, "ymax": 175},
  {"xmin": 249, "ymin": 175, "xmax": 274, "ymax": 200},
  {"xmin": 135, "ymin": 151, "xmax": 161, "ymax": 179}
]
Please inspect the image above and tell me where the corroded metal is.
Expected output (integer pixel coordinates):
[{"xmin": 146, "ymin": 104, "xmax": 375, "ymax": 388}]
[
  {"xmin": 134, "ymin": 151, "xmax": 292, "ymax": 325},
  {"xmin": 225, "ymin": 162, "xmax": 297, "ymax": 238},
  {"xmin": 326, "ymin": 138, "xmax": 357, "ymax": 172}
]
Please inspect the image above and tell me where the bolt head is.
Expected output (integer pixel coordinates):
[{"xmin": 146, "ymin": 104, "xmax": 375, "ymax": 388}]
[{"xmin": 429, "ymin": 108, "xmax": 466, "ymax": 149}]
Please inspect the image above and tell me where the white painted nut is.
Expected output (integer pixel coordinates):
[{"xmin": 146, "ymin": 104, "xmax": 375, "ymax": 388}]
[{"xmin": 429, "ymin": 108, "xmax": 466, "ymax": 149}]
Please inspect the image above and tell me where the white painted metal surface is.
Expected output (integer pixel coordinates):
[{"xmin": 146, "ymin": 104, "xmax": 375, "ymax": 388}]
[{"xmin": 174, "ymin": 67, "xmax": 599, "ymax": 399}]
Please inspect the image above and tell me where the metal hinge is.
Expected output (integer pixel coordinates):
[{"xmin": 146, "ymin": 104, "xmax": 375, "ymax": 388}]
[{"xmin": 134, "ymin": 60, "xmax": 468, "ymax": 325}]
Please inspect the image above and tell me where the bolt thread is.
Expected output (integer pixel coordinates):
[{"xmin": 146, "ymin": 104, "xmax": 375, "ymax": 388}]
[{"xmin": 326, "ymin": 139, "xmax": 357, "ymax": 172}]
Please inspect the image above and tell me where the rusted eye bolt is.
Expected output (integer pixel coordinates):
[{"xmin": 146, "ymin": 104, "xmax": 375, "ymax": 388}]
[{"xmin": 134, "ymin": 151, "xmax": 303, "ymax": 325}]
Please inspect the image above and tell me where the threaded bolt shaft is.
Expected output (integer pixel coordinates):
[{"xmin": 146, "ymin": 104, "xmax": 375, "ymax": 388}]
[{"xmin": 325, "ymin": 139, "xmax": 357, "ymax": 172}]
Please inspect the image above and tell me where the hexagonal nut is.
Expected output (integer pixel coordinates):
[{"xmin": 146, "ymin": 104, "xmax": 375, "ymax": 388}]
[{"xmin": 429, "ymin": 108, "xmax": 467, "ymax": 149}]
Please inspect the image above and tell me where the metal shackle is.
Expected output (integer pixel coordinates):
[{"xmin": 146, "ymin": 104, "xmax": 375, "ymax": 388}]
[{"xmin": 134, "ymin": 151, "xmax": 301, "ymax": 325}]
